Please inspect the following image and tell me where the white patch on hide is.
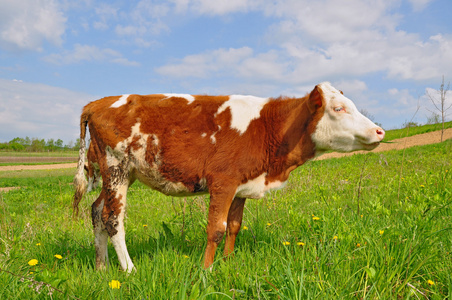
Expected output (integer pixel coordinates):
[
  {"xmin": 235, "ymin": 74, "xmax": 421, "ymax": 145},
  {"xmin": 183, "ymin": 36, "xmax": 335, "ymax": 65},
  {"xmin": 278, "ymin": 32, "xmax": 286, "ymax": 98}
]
[
  {"xmin": 210, "ymin": 132, "xmax": 216, "ymax": 144},
  {"xmin": 110, "ymin": 94, "xmax": 130, "ymax": 108},
  {"xmin": 163, "ymin": 93, "xmax": 195, "ymax": 104},
  {"xmin": 216, "ymin": 95, "xmax": 269, "ymax": 135},
  {"xmin": 235, "ymin": 173, "xmax": 286, "ymax": 199}
]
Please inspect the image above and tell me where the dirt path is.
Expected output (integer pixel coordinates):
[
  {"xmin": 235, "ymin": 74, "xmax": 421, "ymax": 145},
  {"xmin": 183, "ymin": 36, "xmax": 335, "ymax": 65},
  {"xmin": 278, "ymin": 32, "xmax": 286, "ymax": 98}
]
[
  {"xmin": 0, "ymin": 162, "xmax": 78, "ymax": 171},
  {"xmin": 0, "ymin": 128, "xmax": 451, "ymax": 172}
]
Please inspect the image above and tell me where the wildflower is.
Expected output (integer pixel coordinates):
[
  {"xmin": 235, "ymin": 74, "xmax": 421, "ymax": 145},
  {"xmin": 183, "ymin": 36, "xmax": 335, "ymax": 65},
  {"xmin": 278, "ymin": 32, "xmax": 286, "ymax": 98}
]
[
  {"xmin": 333, "ymin": 236, "xmax": 338, "ymax": 240},
  {"xmin": 420, "ymin": 185, "xmax": 425, "ymax": 188},
  {"xmin": 28, "ymin": 259, "xmax": 38, "ymax": 266},
  {"xmin": 109, "ymin": 280, "xmax": 121, "ymax": 289},
  {"xmin": 312, "ymin": 216, "xmax": 320, "ymax": 221},
  {"xmin": 427, "ymin": 280, "xmax": 435, "ymax": 286},
  {"xmin": 266, "ymin": 223, "xmax": 271, "ymax": 226},
  {"xmin": 183, "ymin": 255, "xmax": 189, "ymax": 259},
  {"xmin": 282, "ymin": 241, "xmax": 290, "ymax": 246},
  {"xmin": 54, "ymin": 254, "xmax": 62, "ymax": 259},
  {"xmin": 243, "ymin": 226, "xmax": 248, "ymax": 230},
  {"xmin": 143, "ymin": 224, "xmax": 148, "ymax": 228},
  {"xmin": 356, "ymin": 243, "xmax": 361, "ymax": 248},
  {"xmin": 35, "ymin": 243, "xmax": 41, "ymax": 246},
  {"xmin": 360, "ymin": 215, "xmax": 363, "ymax": 218},
  {"xmin": 379, "ymin": 230, "xmax": 384, "ymax": 235},
  {"xmin": 297, "ymin": 242, "xmax": 305, "ymax": 246}
]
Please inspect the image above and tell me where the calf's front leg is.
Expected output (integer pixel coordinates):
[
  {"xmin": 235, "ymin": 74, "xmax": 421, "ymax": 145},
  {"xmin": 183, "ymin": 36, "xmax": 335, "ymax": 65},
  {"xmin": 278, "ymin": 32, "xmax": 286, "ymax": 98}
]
[{"xmin": 203, "ymin": 187, "xmax": 236, "ymax": 269}]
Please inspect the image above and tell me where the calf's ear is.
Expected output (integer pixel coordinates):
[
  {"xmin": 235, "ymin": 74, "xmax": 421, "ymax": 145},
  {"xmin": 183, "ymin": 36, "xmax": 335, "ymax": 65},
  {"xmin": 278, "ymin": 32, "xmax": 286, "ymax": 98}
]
[{"xmin": 308, "ymin": 85, "xmax": 323, "ymax": 113}]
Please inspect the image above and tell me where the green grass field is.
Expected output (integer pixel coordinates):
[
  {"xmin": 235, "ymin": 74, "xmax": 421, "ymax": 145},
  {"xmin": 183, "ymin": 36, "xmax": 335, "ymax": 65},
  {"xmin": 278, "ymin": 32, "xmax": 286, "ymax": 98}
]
[
  {"xmin": 0, "ymin": 151, "xmax": 79, "ymax": 157},
  {"xmin": 383, "ymin": 121, "xmax": 452, "ymax": 141},
  {"xmin": 0, "ymin": 139, "xmax": 451, "ymax": 299}
]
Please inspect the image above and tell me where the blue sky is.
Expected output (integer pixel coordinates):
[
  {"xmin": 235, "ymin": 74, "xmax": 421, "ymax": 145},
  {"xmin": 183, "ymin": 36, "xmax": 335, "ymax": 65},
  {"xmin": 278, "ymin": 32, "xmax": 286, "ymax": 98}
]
[{"xmin": 1, "ymin": 0, "xmax": 451, "ymax": 143}]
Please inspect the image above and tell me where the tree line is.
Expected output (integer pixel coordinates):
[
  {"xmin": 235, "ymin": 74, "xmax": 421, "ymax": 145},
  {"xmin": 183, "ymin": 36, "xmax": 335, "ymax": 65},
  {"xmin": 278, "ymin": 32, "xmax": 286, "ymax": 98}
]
[{"xmin": 0, "ymin": 137, "xmax": 81, "ymax": 152}]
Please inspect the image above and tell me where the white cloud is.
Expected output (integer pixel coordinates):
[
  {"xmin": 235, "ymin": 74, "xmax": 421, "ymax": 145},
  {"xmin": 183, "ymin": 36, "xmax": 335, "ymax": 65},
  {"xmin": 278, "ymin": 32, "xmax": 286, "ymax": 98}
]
[
  {"xmin": 43, "ymin": 44, "xmax": 140, "ymax": 66},
  {"xmin": 407, "ymin": 0, "xmax": 434, "ymax": 11},
  {"xmin": 93, "ymin": 3, "xmax": 118, "ymax": 30},
  {"xmin": 334, "ymin": 80, "xmax": 368, "ymax": 94},
  {"xmin": 156, "ymin": 47, "xmax": 254, "ymax": 78},
  {"xmin": 184, "ymin": 0, "xmax": 257, "ymax": 15},
  {"xmin": 0, "ymin": 79, "xmax": 95, "ymax": 142},
  {"xmin": 156, "ymin": 0, "xmax": 452, "ymax": 87},
  {"xmin": 0, "ymin": 0, "xmax": 66, "ymax": 51}
]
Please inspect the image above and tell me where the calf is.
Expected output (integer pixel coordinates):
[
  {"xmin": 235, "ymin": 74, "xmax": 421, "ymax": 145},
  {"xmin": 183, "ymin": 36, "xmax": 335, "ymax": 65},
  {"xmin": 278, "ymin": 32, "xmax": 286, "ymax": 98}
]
[{"xmin": 73, "ymin": 82, "xmax": 384, "ymax": 272}]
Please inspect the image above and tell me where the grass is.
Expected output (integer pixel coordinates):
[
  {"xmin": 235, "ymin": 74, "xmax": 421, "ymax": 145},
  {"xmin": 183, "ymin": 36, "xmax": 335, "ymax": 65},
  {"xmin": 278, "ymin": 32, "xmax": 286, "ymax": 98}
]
[
  {"xmin": 384, "ymin": 121, "xmax": 452, "ymax": 141},
  {"xmin": 0, "ymin": 151, "xmax": 79, "ymax": 157},
  {"xmin": 0, "ymin": 162, "xmax": 76, "ymax": 167},
  {"xmin": 0, "ymin": 140, "xmax": 451, "ymax": 299}
]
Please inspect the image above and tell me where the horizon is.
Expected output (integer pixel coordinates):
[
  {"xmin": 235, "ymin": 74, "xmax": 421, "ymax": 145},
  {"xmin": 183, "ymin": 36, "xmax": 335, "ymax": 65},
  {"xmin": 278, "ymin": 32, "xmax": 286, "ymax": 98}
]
[{"xmin": 1, "ymin": 0, "xmax": 451, "ymax": 144}]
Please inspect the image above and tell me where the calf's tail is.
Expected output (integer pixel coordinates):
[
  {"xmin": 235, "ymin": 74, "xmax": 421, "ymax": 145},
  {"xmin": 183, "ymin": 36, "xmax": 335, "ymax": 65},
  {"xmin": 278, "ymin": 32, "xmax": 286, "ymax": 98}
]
[{"xmin": 73, "ymin": 111, "xmax": 89, "ymax": 216}]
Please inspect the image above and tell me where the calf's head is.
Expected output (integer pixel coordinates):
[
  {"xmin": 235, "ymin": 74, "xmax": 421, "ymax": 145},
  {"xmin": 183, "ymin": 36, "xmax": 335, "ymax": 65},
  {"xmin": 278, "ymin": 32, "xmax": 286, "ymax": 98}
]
[{"xmin": 310, "ymin": 82, "xmax": 385, "ymax": 153}]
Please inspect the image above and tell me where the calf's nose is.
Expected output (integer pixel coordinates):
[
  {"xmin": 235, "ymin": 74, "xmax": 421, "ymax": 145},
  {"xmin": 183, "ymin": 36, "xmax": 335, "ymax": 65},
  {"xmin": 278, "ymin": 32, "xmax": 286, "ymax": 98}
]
[{"xmin": 376, "ymin": 127, "xmax": 385, "ymax": 141}]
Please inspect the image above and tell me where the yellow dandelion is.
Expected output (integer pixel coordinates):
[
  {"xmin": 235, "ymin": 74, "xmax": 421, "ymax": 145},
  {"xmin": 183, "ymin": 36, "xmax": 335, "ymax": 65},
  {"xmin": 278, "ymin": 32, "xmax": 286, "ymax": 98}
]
[
  {"xmin": 427, "ymin": 280, "xmax": 435, "ymax": 286},
  {"xmin": 312, "ymin": 216, "xmax": 320, "ymax": 221},
  {"xmin": 243, "ymin": 226, "xmax": 248, "ymax": 230},
  {"xmin": 109, "ymin": 280, "xmax": 121, "ymax": 289},
  {"xmin": 333, "ymin": 236, "xmax": 338, "ymax": 240},
  {"xmin": 379, "ymin": 230, "xmax": 384, "ymax": 235},
  {"xmin": 28, "ymin": 259, "xmax": 38, "ymax": 266},
  {"xmin": 143, "ymin": 224, "xmax": 148, "ymax": 228},
  {"xmin": 54, "ymin": 254, "xmax": 62, "ymax": 259},
  {"xmin": 267, "ymin": 223, "xmax": 271, "ymax": 226},
  {"xmin": 356, "ymin": 243, "xmax": 361, "ymax": 247},
  {"xmin": 35, "ymin": 243, "xmax": 41, "ymax": 246},
  {"xmin": 183, "ymin": 255, "xmax": 189, "ymax": 259},
  {"xmin": 282, "ymin": 241, "xmax": 290, "ymax": 246},
  {"xmin": 297, "ymin": 242, "xmax": 305, "ymax": 246},
  {"xmin": 360, "ymin": 215, "xmax": 363, "ymax": 218}
]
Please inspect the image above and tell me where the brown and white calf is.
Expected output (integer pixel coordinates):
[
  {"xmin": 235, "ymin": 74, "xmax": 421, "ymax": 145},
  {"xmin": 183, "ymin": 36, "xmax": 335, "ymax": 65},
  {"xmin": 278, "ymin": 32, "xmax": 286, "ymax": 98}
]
[{"xmin": 73, "ymin": 82, "xmax": 384, "ymax": 272}]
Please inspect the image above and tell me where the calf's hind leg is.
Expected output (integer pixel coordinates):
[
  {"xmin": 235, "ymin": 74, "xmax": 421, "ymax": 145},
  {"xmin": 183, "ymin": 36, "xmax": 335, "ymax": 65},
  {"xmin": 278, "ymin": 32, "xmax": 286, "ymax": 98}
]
[
  {"xmin": 92, "ymin": 180, "xmax": 135, "ymax": 273},
  {"xmin": 91, "ymin": 190, "xmax": 109, "ymax": 270},
  {"xmin": 103, "ymin": 183, "xmax": 135, "ymax": 273}
]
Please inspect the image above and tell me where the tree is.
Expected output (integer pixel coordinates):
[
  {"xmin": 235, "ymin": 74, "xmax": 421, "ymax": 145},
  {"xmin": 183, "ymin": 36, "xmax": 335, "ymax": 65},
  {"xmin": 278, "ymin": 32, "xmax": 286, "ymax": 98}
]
[
  {"xmin": 30, "ymin": 138, "xmax": 45, "ymax": 152},
  {"xmin": 56, "ymin": 139, "xmax": 64, "ymax": 149},
  {"xmin": 426, "ymin": 76, "xmax": 452, "ymax": 142},
  {"xmin": 46, "ymin": 138, "xmax": 55, "ymax": 151}
]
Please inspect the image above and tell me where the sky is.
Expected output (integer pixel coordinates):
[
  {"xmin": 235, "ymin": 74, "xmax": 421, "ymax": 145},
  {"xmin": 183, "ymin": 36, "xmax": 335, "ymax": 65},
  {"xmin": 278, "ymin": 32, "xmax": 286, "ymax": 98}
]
[{"xmin": 1, "ymin": 0, "xmax": 451, "ymax": 144}]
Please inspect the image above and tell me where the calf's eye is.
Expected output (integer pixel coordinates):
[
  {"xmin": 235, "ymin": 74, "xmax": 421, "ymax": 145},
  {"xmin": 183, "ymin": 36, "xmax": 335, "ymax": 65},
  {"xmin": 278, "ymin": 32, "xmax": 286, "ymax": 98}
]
[{"xmin": 334, "ymin": 106, "xmax": 344, "ymax": 112}]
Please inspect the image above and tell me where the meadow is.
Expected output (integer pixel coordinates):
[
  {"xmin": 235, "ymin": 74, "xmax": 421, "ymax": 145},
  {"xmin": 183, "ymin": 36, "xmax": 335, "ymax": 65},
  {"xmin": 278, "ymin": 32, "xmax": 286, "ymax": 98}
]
[{"xmin": 0, "ymin": 138, "xmax": 451, "ymax": 299}]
